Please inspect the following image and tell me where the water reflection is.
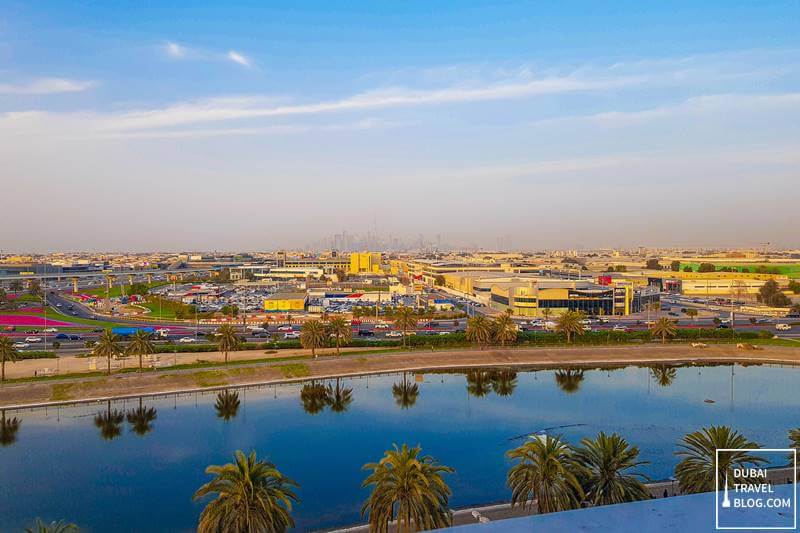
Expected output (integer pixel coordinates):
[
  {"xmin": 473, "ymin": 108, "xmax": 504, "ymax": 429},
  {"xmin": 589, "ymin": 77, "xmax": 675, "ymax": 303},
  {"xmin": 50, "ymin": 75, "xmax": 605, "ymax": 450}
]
[
  {"xmin": 490, "ymin": 370, "xmax": 518, "ymax": 397},
  {"xmin": 392, "ymin": 372, "xmax": 419, "ymax": 409},
  {"xmin": 126, "ymin": 398, "xmax": 157, "ymax": 436},
  {"xmin": 0, "ymin": 410, "xmax": 21, "ymax": 447},
  {"xmin": 215, "ymin": 390, "xmax": 241, "ymax": 421},
  {"xmin": 554, "ymin": 369, "xmax": 584, "ymax": 394},
  {"xmin": 650, "ymin": 365, "xmax": 678, "ymax": 388},
  {"xmin": 94, "ymin": 401, "xmax": 125, "ymax": 441},
  {"xmin": 300, "ymin": 382, "xmax": 329, "ymax": 415},
  {"xmin": 327, "ymin": 379, "xmax": 353, "ymax": 413},
  {"xmin": 466, "ymin": 370, "xmax": 492, "ymax": 398}
]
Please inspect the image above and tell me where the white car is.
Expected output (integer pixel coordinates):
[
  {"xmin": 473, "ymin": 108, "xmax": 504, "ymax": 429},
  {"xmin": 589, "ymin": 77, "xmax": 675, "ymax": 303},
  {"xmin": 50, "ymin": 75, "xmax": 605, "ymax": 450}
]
[
  {"xmin": 612, "ymin": 325, "xmax": 629, "ymax": 332},
  {"xmin": 775, "ymin": 323, "xmax": 792, "ymax": 331},
  {"xmin": 277, "ymin": 325, "xmax": 294, "ymax": 332},
  {"xmin": 374, "ymin": 323, "xmax": 390, "ymax": 329},
  {"xmin": 43, "ymin": 327, "xmax": 58, "ymax": 333},
  {"xmin": 385, "ymin": 331, "xmax": 403, "ymax": 338},
  {"xmin": 25, "ymin": 337, "xmax": 42, "ymax": 343},
  {"xmin": 13, "ymin": 342, "xmax": 30, "ymax": 349},
  {"xmin": 284, "ymin": 332, "xmax": 300, "ymax": 339},
  {"xmin": 177, "ymin": 337, "xmax": 197, "ymax": 343}
]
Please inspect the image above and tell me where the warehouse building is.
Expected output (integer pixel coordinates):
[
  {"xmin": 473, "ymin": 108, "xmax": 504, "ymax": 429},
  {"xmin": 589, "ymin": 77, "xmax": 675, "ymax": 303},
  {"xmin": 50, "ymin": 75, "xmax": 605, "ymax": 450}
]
[{"xmin": 263, "ymin": 292, "xmax": 307, "ymax": 312}]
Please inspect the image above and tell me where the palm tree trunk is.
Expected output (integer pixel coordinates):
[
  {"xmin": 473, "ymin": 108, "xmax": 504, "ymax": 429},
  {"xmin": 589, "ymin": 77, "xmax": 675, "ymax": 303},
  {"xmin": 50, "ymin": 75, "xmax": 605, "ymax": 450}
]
[
  {"xmin": 107, "ymin": 354, "xmax": 111, "ymax": 375},
  {"xmin": 336, "ymin": 337, "xmax": 340, "ymax": 356},
  {"xmin": 225, "ymin": 350, "xmax": 228, "ymax": 364},
  {"xmin": 1, "ymin": 360, "xmax": 4, "ymax": 381},
  {"xmin": 139, "ymin": 353, "xmax": 143, "ymax": 371}
]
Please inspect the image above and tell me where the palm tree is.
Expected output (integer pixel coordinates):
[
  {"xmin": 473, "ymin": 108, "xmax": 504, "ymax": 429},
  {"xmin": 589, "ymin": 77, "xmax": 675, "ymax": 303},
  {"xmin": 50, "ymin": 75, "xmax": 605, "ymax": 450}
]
[
  {"xmin": 651, "ymin": 317, "xmax": 677, "ymax": 344},
  {"xmin": 126, "ymin": 398, "xmax": 157, "ymax": 436},
  {"xmin": 125, "ymin": 330, "xmax": 155, "ymax": 371},
  {"xmin": 675, "ymin": 425, "xmax": 766, "ymax": 494},
  {"xmin": 194, "ymin": 450, "xmax": 299, "ymax": 533},
  {"xmin": 465, "ymin": 315, "xmax": 492, "ymax": 350},
  {"xmin": 215, "ymin": 390, "xmax": 241, "ymax": 421},
  {"xmin": 0, "ymin": 335, "xmax": 18, "ymax": 381},
  {"xmin": 93, "ymin": 329, "xmax": 120, "ymax": 375},
  {"xmin": 392, "ymin": 372, "xmax": 420, "ymax": 409},
  {"xmin": 326, "ymin": 317, "xmax": 351, "ymax": 356},
  {"xmin": 392, "ymin": 306, "xmax": 418, "ymax": 348},
  {"xmin": 25, "ymin": 518, "xmax": 78, "ymax": 533},
  {"xmin": 541, "ymin": 307, "xmax": 551, "ymax": 323},
  {"xmin": 489, "ymin": 370, "xmax": 518, "ymax": 397},
  {"xmin": 216, "ymin": 324, "xmax": 240, "ymax": 365},
  {"xmin": 300, "ymin": 382, "xmax": 329, "ymax": 414},
  {"xmin": 554, "ymin": 369, "xmax": 584, "ymax": 394},
  {"xmin": 94, "ymin": 400, "xmax": 125, "ymax": 441},
  {"xmin": 650, "ymin": 365, "xmax": 677, "ymax": 387},
  {"xmin": 9, "ymin": 280, "xmax": 23, "ymax": 296},
  {"xmin": 465, "ymin": 369, "xmax": 492, "ymax": 398},
  {"xmin": 300, "ymin": 319, "xmax": 327, "ymax": 358},
  {"xmin": 326, "ymin": 378, "xmax": 353, "ymax": 413},
  {"xmin": 361, "ymin": 443, "xmax": 454, "ymax": 532},
  {"xmin": 573, "ymin": 432, "xmax": 650, "ymax": 506},
  {"xmin": 506, "ymin": 435, "xmax": 584, "ymax": 514},
  {"xmin": 0, "ymin": 409, "xmax": 21, "ymax": 446},
  {"xmin": 555, "ymin": 310, "xmax": 585, "ymax": 344},
  {"xmin": 492, "ymin": 311, "xmax": 518, "ymax": 347}
]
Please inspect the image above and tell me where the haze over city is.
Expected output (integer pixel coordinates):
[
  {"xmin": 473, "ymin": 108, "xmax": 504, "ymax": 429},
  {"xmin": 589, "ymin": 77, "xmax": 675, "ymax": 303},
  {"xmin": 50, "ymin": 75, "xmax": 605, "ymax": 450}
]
[{"xmin": 2, "ymin": 1, "xmax": 799, "ymax": 252}]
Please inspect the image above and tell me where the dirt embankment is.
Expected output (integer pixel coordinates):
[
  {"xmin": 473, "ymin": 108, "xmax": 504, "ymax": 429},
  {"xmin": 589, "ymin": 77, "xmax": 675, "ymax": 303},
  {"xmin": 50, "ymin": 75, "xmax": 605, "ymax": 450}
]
[{"xmin": 2, "ymin": 344, "xmax": 800, "ymax": 409}]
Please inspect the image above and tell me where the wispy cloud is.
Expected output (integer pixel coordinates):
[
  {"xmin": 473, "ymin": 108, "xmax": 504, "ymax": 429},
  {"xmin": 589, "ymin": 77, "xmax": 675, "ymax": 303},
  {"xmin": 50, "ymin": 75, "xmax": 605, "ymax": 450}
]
[
  {"xmin": 226, "ymin": 50, "xmax": 251, "ymax": 68},
  {"xmin": 0, "ymin": 78, "xmax": 95, "ymax": 95},
  {"xmin": 162, "ymin": 40, "xmax": 254, "ymax": 68}
]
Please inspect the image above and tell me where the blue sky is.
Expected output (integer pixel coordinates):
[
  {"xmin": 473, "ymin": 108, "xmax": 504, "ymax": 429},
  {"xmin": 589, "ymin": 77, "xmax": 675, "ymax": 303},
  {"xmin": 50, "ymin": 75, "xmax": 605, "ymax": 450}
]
[{"xmin": 1, "ymin": 1, "xmax": 799, "ymax": 252}]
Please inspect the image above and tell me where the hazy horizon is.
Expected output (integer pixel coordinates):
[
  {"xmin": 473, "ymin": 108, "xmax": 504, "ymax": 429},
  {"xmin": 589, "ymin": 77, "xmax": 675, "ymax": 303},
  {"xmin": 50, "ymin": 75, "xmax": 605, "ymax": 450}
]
[{"xmin": 2, "ymin": 1, "xmax": 799, "ymax": 253}]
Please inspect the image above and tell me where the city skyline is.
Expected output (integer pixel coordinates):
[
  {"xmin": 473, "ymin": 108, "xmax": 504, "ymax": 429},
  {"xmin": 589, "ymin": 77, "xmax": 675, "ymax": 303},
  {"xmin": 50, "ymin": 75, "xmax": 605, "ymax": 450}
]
[{"xmin": 2, "ymin": 1, "xmax": 799, "ymax": 252}]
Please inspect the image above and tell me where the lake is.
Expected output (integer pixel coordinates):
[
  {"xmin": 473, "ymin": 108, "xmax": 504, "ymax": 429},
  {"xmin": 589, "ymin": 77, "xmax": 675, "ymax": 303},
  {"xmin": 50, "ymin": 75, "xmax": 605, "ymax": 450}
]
[{"xmin": 1, "ymin": 363, "xmax": 799, "ymax": 531}]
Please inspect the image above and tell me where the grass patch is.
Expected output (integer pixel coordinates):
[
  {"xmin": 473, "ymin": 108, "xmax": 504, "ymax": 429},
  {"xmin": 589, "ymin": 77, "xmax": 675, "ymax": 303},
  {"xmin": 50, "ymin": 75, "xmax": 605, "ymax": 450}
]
[
  {"xmin": 192, "ymin": 370, "xmax": 228, "ymax": 388},
  {"xmin": 50, "ymin": 383, "xmax": 75, "ymax": 401},
  {"xmin": 279, "ymin": 363, "xmax": 310, "ymax": 378}
]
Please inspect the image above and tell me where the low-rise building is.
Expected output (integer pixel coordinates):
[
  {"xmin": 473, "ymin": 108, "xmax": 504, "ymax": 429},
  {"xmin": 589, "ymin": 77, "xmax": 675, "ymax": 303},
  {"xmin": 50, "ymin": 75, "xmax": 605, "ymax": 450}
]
[{"xmin": 263, "ymin": 292, "xmax": 307, "ymax": 312}]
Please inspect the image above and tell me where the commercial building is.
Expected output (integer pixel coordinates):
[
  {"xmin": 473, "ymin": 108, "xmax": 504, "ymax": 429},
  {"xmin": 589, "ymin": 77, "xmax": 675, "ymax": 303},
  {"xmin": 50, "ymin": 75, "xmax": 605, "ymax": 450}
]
[
  {"xmin": 263, "ymin": 292, "xmax": 307, "ymax": 312},
  {"xmin": 349, "ymin": 252, "xmax": 383, "ymax": 274}
]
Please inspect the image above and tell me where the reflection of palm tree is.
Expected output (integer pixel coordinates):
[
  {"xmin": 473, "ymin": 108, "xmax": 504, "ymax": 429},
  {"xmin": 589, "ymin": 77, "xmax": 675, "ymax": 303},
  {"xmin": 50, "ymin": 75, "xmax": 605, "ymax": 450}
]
[
  {"xmin": 300, "ymin": 382, "xmax": 330, "ymax": 415},
  {"xmin": 392, "ymin": 372, "xmax": 420, "ymax": 409},
  {"xmin": 326, "ymin": 379, "xmax": 353, "ymax": 413},
  {"xmin": 650, "ymin": 365, "xmax": 677, "ymax": 387},
  {"xmin": 489, "ymin": 370, "xmax": 518, "ymax": 397},
  {"xmin": 215, "ymin": 390, "xmax": 240, "ymax": 421},
  {"xmin": 94, "ymin": 400, "xmax": 125, "ymax": 441},
  {"xmin": 554, "ymin": 369, "xmax": 584, "ymax": 394},
  {"xmin": 0, "ymin": 409, "xmax": 21, "ymax": 446},
  {"xmin": 126, "ymin": 398, "xmax": 157, "ymax": 436},
  {"xmin": 466, "ymin": 370, "xmax": 492, "ymax": 398}
]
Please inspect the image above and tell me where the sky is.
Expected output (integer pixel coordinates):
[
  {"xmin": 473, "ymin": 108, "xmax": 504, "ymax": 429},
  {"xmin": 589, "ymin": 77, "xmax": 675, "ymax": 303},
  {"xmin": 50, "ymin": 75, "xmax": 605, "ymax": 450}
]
[{"xmin": 1, "ymin": 0, "xmax": 799, "ymax": 253}]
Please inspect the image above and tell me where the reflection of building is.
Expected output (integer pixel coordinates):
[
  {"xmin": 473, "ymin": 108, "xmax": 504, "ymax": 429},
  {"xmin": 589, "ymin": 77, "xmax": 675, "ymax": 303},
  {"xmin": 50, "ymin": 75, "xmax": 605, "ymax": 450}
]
[
  {"xmin": 263, "ymin": 292, "xmax": 307, "ymax": 312},
  {"xmin": 349, "ymin": 252, "xmax": 382, "ymax": 274}
]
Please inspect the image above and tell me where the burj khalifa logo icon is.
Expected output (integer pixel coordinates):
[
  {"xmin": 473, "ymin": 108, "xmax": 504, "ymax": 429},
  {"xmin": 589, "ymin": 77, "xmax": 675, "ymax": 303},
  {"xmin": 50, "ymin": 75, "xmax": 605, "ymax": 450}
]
[{"xmin": 721, "ymin": 473, "xmax": 731, "ymax": 508}]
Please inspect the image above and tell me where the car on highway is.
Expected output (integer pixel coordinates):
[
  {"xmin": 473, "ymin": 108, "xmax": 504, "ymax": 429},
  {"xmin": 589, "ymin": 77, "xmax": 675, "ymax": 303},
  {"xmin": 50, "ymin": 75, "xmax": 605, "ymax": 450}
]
[
  {"xmin": 776, "ymin": 323, "xmax": 792, "ymax": 331},
  {"xmin": 283, "ymin": 332, "xmax": 300, "ymax": 339},
  {"xmin": 716, "ymin": 323, "xmax": 730, "ymax": 329},
  {"xmin": 403, "ymin": 331, "xmax": 417, "ymax": 336},
  {"xmin": 612, "ymin": 325, "xmax": 629, "ymax": 332},
  {"xmin": 24, "ymin": 337, "xmax": 42, "ymax": 343},
  {"xmin": 177, "ymin": 337, "xmax": 197, "ymax": 343},
  {"xmin": 385, "ymin": 331, "xmax": 403, "ymax": 337},
  {"xmin": 43, "ymin": 327, "xmax": 58, "ymax": 333},
  {"xmin": 12, "ymin": 342, "xmax": 30, "ymax": 349},
  {"xmin": 277, "ymin": 325, "xmax": 294, "ymax": 332},
  {"xmin": 55, "ymin": 333, "xmax": 69, "ymax": 339},
  {"xmin": 357, "ymin": 329, "xmax": 375, "ymax": 337},
  {"xmin": 374, "ymin": 323, "xmax": 390, "ymax": 329},
  {"xmin": 252, "ymin": 331, "xmax": 271, "ymax": 338}
]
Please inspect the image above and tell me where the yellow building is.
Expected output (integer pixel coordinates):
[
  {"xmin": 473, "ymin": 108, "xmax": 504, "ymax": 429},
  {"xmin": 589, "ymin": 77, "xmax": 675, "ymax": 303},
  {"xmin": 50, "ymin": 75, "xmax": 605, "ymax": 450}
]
[
  {"xmin": 349, "ymin": 252, "xmax": 382, "ymax": 274},
  {"xmin": 263, "ymin": 292, "xmax": 307, "ymax": 312}
]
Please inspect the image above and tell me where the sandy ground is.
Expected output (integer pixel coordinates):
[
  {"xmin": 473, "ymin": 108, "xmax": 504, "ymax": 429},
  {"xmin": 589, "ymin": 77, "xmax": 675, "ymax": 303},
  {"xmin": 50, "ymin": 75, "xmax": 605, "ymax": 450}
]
[{"xmin": 2, "ymin": 344, "xmax": 800, "ymax": 408}]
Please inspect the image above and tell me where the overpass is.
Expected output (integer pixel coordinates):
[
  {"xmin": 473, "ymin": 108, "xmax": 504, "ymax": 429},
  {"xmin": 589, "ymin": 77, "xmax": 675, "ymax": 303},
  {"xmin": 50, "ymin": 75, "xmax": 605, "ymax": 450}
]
[{"xmin": 0, "ymin": 267, "xmax": 223, "ymax": 283}]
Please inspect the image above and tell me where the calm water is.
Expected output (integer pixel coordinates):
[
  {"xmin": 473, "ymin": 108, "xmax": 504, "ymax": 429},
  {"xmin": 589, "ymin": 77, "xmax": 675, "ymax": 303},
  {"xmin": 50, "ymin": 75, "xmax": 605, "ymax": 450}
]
[{"xmin": 1, "ymin": 363, "xmax": 800, "ymax": 532}]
